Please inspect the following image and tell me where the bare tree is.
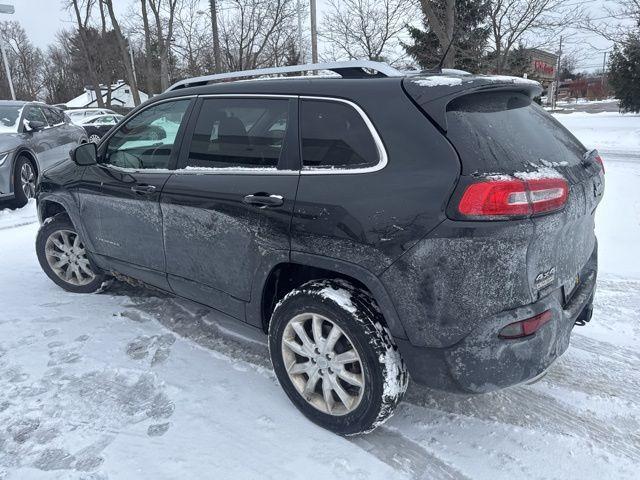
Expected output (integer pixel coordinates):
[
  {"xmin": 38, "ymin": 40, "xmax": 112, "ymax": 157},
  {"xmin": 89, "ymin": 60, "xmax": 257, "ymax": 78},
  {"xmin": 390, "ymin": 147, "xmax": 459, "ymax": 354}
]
[
  {"xmin": 488, "ymin": 0, "xmax": 584, "ymax": 74},
  {"xmin": 173, "ymin": 0, "xmax": 212, "ymax": 78},
  {"xmin": 42, "ymin": 33, "xmax": 85, "ymax": 104},
  {"xmin": 139, "ymin": 0, "xmax": 156, "ymax": 95},
  {"xmin": 0, "ymin": 21, "xmax": 44, "ymax": 100},
  {"xmin": 585, "ymin": 1, "xmax": 640, "ymax": 48},
  {"xmin": 101, "ymin": 0, "xmax": 142, "ymax": 106},
  {"xmin": 66, "ymin": 0, "xmax": 105, "ymax": 107},
  {"xmin": 210, "ymin": 0, "xmax": 222, "ymax": 73},
  {"xmin": 146, "ymin": 0, "xmax": 179, "ymax": 91},
  {"xmin": 219, "ymin": 0, "xmax": 298, "ymax": 71},
  {"xmin": 320, "ymin": 0, "xmax": 413, "ymax": 63},
  {"xmin": 419, "ymin": 0, "xmax": 456, "ymax": 68}
]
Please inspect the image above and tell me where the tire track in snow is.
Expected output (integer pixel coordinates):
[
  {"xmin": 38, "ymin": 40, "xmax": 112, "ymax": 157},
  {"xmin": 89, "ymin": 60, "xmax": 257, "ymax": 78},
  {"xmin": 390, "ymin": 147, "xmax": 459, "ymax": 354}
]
[
  {"xmin": 570, "ymin": 333, "xmax": 640, "ymax": 366},
  {"xmin": 404, "ymin": 382, "xmax": 640, "ymax": 463},
  {"xmin": 351, "ymin": 427, "xmax": 470, "ymax": 480}
]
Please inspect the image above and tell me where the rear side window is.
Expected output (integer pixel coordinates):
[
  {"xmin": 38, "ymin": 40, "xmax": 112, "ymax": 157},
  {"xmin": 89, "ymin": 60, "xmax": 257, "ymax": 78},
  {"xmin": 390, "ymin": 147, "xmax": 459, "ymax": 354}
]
[
  {"xmin": 300, "ymin": 99, "xmax": 378, "ymax": 170},
  {"xmin": 446, "ymin": 92, "xmax": 585, "ymax": 174},
  {"xmin": 186, "ymin": 98, "xmax": 290, "ymax": 169}
]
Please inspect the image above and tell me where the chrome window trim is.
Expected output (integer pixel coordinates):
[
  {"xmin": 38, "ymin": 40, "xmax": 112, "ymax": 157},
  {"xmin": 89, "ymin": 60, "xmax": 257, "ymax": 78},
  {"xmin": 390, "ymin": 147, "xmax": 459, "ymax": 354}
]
[
  {"xmin": 98, "ymin": 93, "xmax": 387, "ymax": 176},
  {"xmin": 299, "ymin": 95, "xmax": 388, "ymax": 175}
]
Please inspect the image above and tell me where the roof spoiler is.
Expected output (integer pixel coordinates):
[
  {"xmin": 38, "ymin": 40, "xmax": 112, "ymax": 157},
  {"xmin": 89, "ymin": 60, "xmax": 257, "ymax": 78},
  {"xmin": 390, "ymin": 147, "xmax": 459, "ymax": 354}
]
[{"xmin": 404, "ymin": 76, "xmax": 543, "ymax": 132}]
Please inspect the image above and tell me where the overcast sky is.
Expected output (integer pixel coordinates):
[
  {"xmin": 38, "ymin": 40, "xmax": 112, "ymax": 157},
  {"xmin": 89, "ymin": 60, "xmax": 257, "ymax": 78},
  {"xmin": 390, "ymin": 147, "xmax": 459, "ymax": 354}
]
[{"xmin": 2, "ymin": 0, "xmax": 617, "ymax": 72}]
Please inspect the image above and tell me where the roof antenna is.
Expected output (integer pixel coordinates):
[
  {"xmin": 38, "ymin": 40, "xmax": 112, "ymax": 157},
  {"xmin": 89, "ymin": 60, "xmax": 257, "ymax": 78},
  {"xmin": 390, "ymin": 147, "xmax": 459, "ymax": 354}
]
[{"xmin": 436, "ymin": 27, "xmax": 458, "ymax": 71}]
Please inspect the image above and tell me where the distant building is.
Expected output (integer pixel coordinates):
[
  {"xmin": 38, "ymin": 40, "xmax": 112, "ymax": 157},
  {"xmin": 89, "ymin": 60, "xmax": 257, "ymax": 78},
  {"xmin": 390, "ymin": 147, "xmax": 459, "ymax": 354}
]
[
  {"xmin": 524, "ymin": 49, "xmax": 558, "ymax": 86},
  {"xmin": 64, "ymin": 81, "xmax": 148, "ymax": 110}
]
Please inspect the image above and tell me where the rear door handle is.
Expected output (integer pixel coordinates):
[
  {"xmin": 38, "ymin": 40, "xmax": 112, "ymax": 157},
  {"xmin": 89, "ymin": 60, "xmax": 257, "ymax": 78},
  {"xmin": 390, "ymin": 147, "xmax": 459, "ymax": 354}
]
[
  {"xmin": 131, "ymin": 184, "xmax": 157, "ymax": 195},
  {"xmin": 243, "ymin": 194, "xmax": 284, "ymax": 208}
]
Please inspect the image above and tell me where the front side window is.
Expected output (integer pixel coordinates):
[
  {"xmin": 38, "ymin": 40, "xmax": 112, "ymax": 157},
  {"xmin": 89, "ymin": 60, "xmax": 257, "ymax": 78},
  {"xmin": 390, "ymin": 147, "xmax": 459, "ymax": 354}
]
[
  {"xmin": 185, "ymin": 98, "xmax": 290, "ymax": 169},
  {"xmin": 300, "ymin": 99, "xmax": 379, "ymax": 170},
  {"xmin": 103, "ymin": 99, "xmax": 190, "ymax": 170},
  {"xmin": 43, "ymin": 108, "xmax": 64, "ymax": 126},
  {"xmin": 24, "ymin": 106, "xmax": 47, "ymax": 126}
]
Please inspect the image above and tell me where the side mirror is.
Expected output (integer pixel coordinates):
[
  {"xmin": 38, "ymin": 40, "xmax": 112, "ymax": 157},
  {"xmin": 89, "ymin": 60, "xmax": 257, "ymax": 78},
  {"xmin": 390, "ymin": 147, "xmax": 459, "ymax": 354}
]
[
  {"xmin": 72, "ymin": 142, "xmax": 97, "ymax": 166},
  {"xmin": 23, "ymin": 119, "xmax": 47, "ymax": 132}
]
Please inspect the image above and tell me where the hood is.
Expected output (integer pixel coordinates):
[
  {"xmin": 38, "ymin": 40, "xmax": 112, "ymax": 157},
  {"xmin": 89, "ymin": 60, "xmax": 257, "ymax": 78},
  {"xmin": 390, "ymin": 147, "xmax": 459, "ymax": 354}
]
[{"xmin": 0, "ymin": 133, "xmax": 27, "ymax": 152}]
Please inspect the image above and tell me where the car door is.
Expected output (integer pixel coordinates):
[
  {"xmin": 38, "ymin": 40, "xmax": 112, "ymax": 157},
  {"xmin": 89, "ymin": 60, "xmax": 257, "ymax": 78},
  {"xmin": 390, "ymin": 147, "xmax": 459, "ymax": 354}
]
[
  {"xmin": 22, "ymin": 105, "xmax": 54, "ymax": 168},
  {"xmin": 160, "ymin": 96, "xmax": 300, "ymax": 321},
  {"xmin": 42, "ymin": 107, "xmax": 76, "ymax": 164},
  {"xmin": 78, "ymin": 98, "xmax": 194, "ymax": 289}
]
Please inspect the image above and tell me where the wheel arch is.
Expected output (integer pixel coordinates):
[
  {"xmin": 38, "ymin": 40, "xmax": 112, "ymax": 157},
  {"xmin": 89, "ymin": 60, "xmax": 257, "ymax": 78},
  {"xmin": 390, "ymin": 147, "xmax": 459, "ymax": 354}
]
[
  {"xmin": 253, "ymin": 252, "xmax": 408, "ymax": 340},
  {"xmin": 11, "ymin": 148, "xmax": 40, "ymax": 186},
  {"xmin": 38, "ymin": 199, "xmax": 70, "ymax": 223}
]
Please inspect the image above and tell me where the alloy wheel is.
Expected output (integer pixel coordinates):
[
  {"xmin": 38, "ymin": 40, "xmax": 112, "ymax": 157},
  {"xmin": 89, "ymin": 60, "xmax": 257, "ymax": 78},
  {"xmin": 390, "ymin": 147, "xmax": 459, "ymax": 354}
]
[
  {"xmin": 89, "ymin": 134, "xmax": 101, "ymax": 143},
  {"xmin": 20, "ymin": 162, "xmax": 36, "ymax": 199},
  {"xmin": 44, "ymin": 229, "xmax": 96, "ymax": 286},
  {"xmin": 281, "ymin": 313, "xmax": 365, "ymax": 416}
]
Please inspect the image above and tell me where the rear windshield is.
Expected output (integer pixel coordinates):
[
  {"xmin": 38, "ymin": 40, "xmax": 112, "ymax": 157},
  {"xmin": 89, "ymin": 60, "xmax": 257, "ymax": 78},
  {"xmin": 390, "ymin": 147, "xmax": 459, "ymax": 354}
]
[{"xmin": 446, "ymin": 92, "xmax": 586, "ymax": 174}]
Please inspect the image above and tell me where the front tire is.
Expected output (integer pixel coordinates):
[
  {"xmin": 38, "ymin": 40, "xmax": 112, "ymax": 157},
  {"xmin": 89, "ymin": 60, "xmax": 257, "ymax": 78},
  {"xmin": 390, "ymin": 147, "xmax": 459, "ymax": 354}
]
[
  {"xmin": 11, "ymin": 156, "xmax": 36, "ymax": 208},
  {"xmin": 269, "ymin": 279, "xmax": 408, "ymax": 435},
  {"xmin": 36, "ymin": 214, "xmax": 106, "ymax": 293},
  {"xmin": 88, "ymin": 134, "xmax": 101, "ymax": 144}
]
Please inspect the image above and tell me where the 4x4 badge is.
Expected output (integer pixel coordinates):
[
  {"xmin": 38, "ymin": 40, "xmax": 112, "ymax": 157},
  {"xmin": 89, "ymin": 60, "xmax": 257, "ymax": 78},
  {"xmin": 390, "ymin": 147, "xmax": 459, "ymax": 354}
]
[{"xmin": 535, "ymin": 267, "xmax": 556, "ymax": 290}]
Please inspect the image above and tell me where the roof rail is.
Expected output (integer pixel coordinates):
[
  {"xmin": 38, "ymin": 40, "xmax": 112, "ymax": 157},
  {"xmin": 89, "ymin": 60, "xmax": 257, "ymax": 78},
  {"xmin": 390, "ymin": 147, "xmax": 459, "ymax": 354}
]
[{"xmin": 166, "ymin": 60, "xmax": 403, "ymax": 91}]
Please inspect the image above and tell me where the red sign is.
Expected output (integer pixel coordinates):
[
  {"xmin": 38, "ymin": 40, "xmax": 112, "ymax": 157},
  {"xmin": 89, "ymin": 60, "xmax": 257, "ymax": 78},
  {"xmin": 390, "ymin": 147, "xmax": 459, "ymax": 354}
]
[{"xmin": 533, "ymin": 60, "xmax": 555, "ymax": 75}]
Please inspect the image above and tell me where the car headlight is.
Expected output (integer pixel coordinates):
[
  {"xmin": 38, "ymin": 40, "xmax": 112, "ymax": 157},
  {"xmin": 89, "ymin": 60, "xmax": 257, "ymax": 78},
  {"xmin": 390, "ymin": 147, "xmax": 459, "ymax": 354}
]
[{"xmin": 0, "ymin": 151, "xmax": 11, "ymax": 167}]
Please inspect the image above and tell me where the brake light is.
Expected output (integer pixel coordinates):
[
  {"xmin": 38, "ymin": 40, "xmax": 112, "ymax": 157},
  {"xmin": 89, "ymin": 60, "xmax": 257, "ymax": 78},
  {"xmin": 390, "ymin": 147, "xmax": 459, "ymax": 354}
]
[
  {"xmin": 594, "ymin": 154, "xmax": 605, "ymax": 174},
  {"xmin": 458, "ymin": 177, "xmax": 568, "ymax": 219},
  {"xmin": 498, "ymin": 310, "xmax": 552, "ymax": 339}
]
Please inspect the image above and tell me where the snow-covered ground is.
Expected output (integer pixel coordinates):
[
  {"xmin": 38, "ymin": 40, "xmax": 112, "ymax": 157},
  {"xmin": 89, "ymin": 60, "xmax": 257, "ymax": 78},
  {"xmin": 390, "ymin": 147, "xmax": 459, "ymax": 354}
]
[{"xmin": 1, "ymin": 112, "xmax": 639, "ymax": 479}]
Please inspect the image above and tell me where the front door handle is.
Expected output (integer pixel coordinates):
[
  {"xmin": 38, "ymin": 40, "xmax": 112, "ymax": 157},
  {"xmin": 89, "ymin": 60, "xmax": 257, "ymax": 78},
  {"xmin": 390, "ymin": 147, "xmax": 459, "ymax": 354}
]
[
  {"xmin": 131, "ymin": 184, "xmax": 157, "ymax": 195},
  {"xmin": 243, "ymin": 193, "xmax": 284, "ymax": 208}
]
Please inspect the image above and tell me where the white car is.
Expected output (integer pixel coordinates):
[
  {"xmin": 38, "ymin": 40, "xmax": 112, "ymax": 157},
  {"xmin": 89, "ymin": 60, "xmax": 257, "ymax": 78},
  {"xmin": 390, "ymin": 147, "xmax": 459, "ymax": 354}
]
[{"xmin": 66, "ymin": 108, "xmax": 118, "ymax": 125}]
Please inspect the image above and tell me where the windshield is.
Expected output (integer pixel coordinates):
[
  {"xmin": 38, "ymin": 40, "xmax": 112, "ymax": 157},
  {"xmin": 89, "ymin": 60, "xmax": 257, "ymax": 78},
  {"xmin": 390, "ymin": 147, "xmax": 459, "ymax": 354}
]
[{"xmin": 0, "ymin": 105, "xmax": 23, "ymax": 133}]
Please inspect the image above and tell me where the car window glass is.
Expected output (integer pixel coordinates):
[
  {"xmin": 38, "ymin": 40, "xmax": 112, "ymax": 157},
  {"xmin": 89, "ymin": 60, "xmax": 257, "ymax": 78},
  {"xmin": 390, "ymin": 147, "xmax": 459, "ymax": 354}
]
[
  {"xmin": 25, "ymin": 106, "xmax": 47, "ymax": 125},
  {"xmin": 186, "ymin": 98, "xmax": 289, "ymax": 169},
  {"xmin": 300, "ymin": 99, "xmax": 378, "ymax": 169},
  {"xmin": 43, "ymin": 108, "xmax": 64, "ymax": 126},
  {"xmin": 103, "ymin": 100, "xmax": 190, "ymax": 170}
]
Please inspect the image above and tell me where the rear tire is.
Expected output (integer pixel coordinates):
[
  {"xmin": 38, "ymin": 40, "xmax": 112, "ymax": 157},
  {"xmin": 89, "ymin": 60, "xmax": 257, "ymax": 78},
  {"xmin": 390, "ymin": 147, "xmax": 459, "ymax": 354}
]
[
  {"xmin": 36, "ymin": 214, "xmax": 106, "ymax": 293},
  {"xmin": 11, "ymin": 156, "xmax": 36, "ymax": 208},
  {"xmin": 269, "ymin": 279, "xmax": 408, "ymax": 435}
]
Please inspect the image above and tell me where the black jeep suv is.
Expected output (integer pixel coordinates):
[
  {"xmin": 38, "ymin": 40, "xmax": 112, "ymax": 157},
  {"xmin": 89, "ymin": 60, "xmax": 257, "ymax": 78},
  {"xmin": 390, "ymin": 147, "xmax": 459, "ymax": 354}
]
[{"xmin": 35, "ymin": 62, "xmax": 603, "ymax": 435}]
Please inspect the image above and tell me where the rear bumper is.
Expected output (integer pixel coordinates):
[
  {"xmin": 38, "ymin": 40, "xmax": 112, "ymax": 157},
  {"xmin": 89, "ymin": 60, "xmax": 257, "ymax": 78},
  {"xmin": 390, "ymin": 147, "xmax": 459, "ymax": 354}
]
[{"xmin": 398, "ymin": 246, "xmax": 597, "ymax": 393}]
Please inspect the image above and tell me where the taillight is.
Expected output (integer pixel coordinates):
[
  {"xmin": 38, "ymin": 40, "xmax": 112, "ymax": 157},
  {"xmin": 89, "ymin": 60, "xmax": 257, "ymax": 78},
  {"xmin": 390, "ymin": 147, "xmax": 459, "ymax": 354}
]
[
  {"xmin": 498, "ymin": 310, "xmax": 552, "ymax": 339},
  {"xmin": 457, "ymin": 177, "xmax": 568, "ymax": 219},
  {"xmin": 594, "ymin": 154, "xmax": 605, "ymax": 173}
]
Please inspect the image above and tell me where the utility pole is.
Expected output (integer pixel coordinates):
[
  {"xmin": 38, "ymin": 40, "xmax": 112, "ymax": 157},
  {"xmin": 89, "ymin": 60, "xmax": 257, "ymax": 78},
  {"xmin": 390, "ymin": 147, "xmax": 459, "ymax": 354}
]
[
  {"xmin": 0, "ymin": 3, "xmax": 15, "ymax": 100},
  {"xmin": 210, "ymin": 0, "xmax": 222, "ymax": 73},
  {"xmin": 297, "ymin": 0, "xmax": 304, "ymax": 64},
  {"xmin": 310, "ymin": 0, "xmax": 318, "ymax": 64},
  {"xmin": 128, "ymin": 39, "xmax": 137, "ymax": 87},
  {"xmin": 552, "ymin": 35, "xmax": 563, "ymax": 111},
  {"xmin": 601, "ymin": 51, "xmax": 607, "ymax": 86}
]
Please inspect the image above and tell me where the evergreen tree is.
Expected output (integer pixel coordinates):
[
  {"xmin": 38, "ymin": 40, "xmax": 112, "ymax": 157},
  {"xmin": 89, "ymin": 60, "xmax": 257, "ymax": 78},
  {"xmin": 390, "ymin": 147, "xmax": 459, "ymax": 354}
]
[
  {"xmin": 403, "ymin": 0, "xmax": 490, "ymax": 72},
  {"xmin": 608, "ymin": 32, "xmax": 640, "ymax": 113}
]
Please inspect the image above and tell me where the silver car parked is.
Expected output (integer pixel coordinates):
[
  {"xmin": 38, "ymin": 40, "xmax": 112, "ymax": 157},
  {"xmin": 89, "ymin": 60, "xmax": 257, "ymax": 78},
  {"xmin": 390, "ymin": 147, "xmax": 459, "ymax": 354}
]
[{"xmin": 0, "ymin": 101, "xmax": 88, "ymax": 208}]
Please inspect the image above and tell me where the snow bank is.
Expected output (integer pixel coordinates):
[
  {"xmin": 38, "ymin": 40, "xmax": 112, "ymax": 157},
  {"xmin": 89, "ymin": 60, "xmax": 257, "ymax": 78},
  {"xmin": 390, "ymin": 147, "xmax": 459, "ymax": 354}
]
[{"xmin": 554, "ymin": 111, "xmax": 640, "ymax": 154}]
